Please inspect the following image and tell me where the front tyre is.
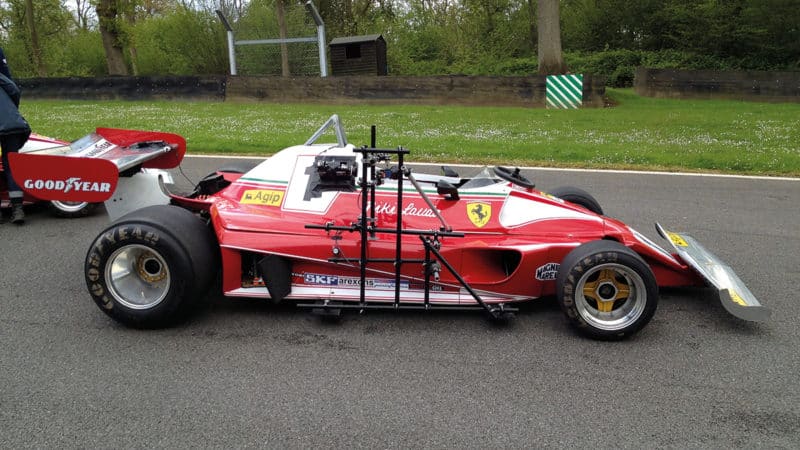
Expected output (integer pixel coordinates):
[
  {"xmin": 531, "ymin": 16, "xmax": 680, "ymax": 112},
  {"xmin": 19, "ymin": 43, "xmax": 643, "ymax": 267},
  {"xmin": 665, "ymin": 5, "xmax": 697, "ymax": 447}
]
[
  {"xmin": 84, "ymin": 205, "xmax": 219, "ymax": 328},
  {"xmin": 556, "ymin": 240, "xmax": 658, "ymax": 340}
]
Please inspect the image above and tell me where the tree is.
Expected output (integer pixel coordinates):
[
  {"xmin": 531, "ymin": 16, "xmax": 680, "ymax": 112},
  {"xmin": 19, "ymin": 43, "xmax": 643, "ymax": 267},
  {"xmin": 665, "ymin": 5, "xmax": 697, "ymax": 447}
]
[
  {"xmin": 24, "ymin": 0, "xmax": 46, "ymax": 76},
  {"xmin": 537, "ymin": 0, "xmax": 566, "ymax": 74},
  {"xmin": 71, "ymin": 0, "xmax": 94, "ymax": 29},
  {"xmin": 276, "ymin": 0, "xmax": 289, "ymax": 76},
  {"xmin": 96, "ymin": 0, "xmax": 129, "ymax": 75}
]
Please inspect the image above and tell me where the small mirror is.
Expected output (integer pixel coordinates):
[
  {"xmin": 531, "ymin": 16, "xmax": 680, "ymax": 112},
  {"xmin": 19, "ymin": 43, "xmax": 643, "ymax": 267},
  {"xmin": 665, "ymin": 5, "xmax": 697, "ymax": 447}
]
[
  {"xmin": 437, "ymin": 180, "xmax": 459, "ymax": 200},
  {"xmin": 441, "ymin": 166, "xmax": 459, "ymax": 178}
]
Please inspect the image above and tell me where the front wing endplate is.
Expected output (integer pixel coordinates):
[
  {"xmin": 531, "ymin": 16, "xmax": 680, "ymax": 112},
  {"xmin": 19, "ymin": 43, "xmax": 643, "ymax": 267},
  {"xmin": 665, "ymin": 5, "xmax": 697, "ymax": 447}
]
[{"xmin": 656, "ymin": 223, "xmax": 770, "ymax": 322}]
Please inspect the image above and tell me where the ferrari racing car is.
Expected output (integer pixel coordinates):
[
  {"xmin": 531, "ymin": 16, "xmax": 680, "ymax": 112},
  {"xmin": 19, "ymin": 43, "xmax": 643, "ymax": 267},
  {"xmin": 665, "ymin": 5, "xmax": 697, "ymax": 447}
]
[{"xmin": 11, "ymin": 116, "xmax": 770, "ymax": 339}]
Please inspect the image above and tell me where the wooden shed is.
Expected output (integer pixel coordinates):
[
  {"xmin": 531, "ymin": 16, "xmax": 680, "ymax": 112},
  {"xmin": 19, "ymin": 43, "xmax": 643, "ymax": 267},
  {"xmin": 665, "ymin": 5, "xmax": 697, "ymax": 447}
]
[{"xmin": 329, "ymin": 34, "xmax": 387, "ymax": 76}]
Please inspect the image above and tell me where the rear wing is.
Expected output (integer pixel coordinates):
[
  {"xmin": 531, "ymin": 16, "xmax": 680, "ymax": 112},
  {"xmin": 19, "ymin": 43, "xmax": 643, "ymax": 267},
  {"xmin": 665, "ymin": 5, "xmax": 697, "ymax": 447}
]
[{"xmin": 9, "ymin": 128, "xmax": 185, "ymax": 203}]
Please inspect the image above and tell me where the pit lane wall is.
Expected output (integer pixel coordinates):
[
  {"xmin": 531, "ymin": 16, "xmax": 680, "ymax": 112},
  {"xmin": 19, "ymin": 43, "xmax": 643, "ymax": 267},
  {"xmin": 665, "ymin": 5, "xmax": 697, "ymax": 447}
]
[
  {"xmin": 19, "ymin": 75, "xmax": 606, "ymax": 107},
  {"xmin": 634, "ymin": 68, "xmax": 800, "ymax": 102}
]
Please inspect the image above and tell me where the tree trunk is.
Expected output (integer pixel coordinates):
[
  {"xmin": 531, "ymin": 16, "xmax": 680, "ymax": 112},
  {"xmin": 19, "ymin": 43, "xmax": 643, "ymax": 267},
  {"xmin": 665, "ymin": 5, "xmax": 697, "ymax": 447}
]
[
  {"xmin": 97, "ymin": 0, "xmax": 129, "ymax": 76},
  {"xmin": 276, "ymin": 0, "xmax": 290, "ymax": 77},
  {"xmin": 527, "ymin": 0, "xmax": 537, "ymax": 53},
  {"xmin": 125, "ymin": 11, "xmax": 139, "ymax": 76},
  {"xmin": 24, "ymin": 0, "xmax": 47, "ymax": 77},
  {"xmin": 537, "ymin": 0, "xmax": 567, "ymax": 75}
]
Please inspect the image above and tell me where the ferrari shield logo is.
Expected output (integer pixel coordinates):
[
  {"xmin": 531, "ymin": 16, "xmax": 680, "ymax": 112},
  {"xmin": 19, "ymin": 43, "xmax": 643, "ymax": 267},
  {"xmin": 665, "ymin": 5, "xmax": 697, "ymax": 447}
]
[{"xmin": 467, "ymin": 202, "xmax": 491, "ymax": 228}]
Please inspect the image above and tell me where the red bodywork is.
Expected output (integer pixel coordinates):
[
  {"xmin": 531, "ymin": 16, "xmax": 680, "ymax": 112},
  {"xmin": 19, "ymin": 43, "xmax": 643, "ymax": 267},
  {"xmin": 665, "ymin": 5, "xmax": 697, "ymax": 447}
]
[{"xmin": 173, "ymin": 144, "xmax": 702, "ymax": 306}]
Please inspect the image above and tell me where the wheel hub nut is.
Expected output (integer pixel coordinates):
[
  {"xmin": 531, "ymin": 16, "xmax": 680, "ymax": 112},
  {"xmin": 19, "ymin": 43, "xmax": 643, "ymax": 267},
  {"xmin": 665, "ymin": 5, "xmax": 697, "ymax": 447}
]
[
  {"xmin": 597, "ymin": 282, "xmax": 617, "ymax": 301},
  {"xmin": 138, "ymin": 254, "xmax": 166, "ymax": 282}
]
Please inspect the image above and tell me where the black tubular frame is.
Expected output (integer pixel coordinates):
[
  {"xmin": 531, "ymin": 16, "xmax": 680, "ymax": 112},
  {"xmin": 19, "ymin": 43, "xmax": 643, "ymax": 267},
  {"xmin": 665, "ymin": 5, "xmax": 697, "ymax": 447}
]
[{"xmin": 302, "ymin": 144, "xmax": 515, "ymax": 319}]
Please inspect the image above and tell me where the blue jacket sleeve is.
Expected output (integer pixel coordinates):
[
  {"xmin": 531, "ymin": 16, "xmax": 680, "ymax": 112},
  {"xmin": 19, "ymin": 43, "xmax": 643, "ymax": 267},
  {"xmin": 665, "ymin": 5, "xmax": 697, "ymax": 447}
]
[
  {"xmin": 0, "ymin": 73, "xmax": 20, "ymax": 107},
  {"xmin": 0, "ymin": 48, "xmax": 11, "ymax": 79}
]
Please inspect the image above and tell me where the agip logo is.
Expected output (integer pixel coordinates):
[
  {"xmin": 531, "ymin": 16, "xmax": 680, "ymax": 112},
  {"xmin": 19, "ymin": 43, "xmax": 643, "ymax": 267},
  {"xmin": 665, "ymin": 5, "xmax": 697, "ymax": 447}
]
[
  {"xmin": 467, "ymin": 201, "xmax": 491, "ymax": 228},
  {"xmin": 240, "ymin": 189, "xmax": 284, "ymax": 206}
]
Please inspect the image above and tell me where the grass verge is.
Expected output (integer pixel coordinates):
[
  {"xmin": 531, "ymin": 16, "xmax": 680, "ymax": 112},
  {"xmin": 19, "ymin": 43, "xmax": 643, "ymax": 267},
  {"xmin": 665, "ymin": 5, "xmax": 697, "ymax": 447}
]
[{"xmin": 21, "ymin": 89, "xmax": 800, "ymax": 177}]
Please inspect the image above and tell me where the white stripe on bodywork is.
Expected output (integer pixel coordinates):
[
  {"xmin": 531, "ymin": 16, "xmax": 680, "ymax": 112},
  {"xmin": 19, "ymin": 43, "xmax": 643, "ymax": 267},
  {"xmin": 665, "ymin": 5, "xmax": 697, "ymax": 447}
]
[{"xmin": 499, "ymin": 194, "xmax": 601, "ymax": 228}]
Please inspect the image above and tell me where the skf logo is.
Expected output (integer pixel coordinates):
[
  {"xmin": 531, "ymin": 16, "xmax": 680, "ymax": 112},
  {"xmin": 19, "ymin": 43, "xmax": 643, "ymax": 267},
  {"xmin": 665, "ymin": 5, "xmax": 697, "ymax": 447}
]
[
  {"xmin": 23, "ymin": 177, "xmax": 112, "ymax": 193},
  {"xmin": 304, "ymin": 274, "xmax": 338, "ymax": 285},
  {"xmin": 467, "ymin": 201, "xmax": 491, "ymax": 228},
  {"xmin": 240, "ymin": 189, "xmax": 284, "ymax": 206}
]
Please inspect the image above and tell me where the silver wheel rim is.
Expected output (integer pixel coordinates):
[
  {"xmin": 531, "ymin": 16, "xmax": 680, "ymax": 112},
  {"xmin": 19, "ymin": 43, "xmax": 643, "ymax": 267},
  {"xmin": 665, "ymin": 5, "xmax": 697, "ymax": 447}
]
[
  {"xmin": 105, "ymin": 244, "xmax": 170, "ymax": 310},
  {"xmin": 51, "ymin": 200, "xmax": 89, "ymax": 213},
  {"xmin": 574, "ymin": 263, "xmax": 647, "ymax": 331}
]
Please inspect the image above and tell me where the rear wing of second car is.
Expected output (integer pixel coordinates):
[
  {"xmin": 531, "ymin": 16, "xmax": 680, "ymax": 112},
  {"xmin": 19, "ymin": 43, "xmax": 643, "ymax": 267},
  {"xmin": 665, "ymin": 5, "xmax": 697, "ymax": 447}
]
[{"xmin": 9, "ymin": 128, "xmax": 186, "ymax": 203}]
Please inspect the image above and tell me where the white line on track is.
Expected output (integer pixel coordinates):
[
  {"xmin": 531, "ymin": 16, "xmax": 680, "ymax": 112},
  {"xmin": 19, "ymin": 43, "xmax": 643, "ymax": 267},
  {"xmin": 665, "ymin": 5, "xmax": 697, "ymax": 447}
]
[{"xmin": 184, "ymin": 154, "xmax": 799, "ymax": 182}]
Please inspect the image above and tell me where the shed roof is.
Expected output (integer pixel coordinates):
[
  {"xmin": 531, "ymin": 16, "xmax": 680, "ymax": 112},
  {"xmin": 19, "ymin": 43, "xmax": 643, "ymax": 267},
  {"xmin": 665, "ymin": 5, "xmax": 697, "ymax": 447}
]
[{"xmin": 330, "ymin": 34, "xmax": 384, "ymax": 46}]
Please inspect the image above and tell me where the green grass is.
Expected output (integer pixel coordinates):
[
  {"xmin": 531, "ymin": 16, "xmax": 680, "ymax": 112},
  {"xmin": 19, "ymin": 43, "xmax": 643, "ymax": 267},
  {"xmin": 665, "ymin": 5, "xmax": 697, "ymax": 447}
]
[{"xmin": 21, "ymin": 89, "xmax": 800, "ymax": 176}]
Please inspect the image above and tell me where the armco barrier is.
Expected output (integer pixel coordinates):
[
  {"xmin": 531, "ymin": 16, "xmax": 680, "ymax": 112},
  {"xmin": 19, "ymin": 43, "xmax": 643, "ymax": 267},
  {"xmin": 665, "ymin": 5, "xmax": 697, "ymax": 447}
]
[
  {"xmin": 19, "ymin": 74, "xmax": 606, "ymax": 107},
  {"xmin": 634, "ymin": 67, "xmax": 800, "ymax": 102},
  {"xmin": 19, "ymin": 76, "xmax": 227, "ymax": 101},
  {"xmin": 225, "ymin": 75, "xmax": 605, "ymax": 107}
]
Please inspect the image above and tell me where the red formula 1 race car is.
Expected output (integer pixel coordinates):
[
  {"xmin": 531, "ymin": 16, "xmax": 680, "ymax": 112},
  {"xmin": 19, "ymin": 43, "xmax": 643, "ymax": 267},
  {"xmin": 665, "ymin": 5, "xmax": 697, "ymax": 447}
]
[{"xmin": 11, "ymin": 116, "xmax": 770, "ymax": 339}]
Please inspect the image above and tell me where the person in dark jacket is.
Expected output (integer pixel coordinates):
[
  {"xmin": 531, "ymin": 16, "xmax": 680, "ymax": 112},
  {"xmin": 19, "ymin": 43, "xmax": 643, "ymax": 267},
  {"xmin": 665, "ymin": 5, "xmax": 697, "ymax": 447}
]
[
  {"xmin": 0, "ymin": 72, "xmax": 31, "ymax": 224},
  {"xmin": 0, "ymin": 48, "xmax": 11, "ymax": 79}
]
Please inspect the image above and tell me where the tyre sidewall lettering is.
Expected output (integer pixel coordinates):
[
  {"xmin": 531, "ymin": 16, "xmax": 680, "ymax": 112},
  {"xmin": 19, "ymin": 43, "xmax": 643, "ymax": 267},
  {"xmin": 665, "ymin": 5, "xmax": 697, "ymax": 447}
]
[{"xmin": 86, "ymin": 225, "xmax": 166, "ymax": 312}]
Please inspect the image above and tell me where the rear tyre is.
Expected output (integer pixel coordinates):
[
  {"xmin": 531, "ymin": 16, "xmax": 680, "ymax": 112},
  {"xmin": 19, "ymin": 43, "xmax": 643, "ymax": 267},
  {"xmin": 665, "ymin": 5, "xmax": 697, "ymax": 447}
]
[
  {"xmin": 50, "ymin": 201, "xmax": 99, "ymax": 218},
  {"xmin": 84, "ymin": 205, "xmax": 219, "ymax": 328},
  {"xmin": 556, "ymin": 240, "xmax": 658, "ymax": 340},
  {"xmin": 548, "ymin": 186, "xmax": 603, "ymax": 215}
]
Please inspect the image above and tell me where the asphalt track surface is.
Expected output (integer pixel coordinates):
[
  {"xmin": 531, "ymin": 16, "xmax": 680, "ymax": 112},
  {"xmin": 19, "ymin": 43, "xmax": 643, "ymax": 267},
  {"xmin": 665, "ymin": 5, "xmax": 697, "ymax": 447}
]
[{"xmin": 1, "ymin": 156, "xmax": 799, "ymax": 448}]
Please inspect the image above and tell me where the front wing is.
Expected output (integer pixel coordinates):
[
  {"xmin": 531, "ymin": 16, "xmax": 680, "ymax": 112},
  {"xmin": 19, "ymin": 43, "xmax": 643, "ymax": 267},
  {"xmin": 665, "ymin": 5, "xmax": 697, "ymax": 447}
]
[{"xmin": 656, "ymin": 223, "xmax": 770, "ymax": 322}]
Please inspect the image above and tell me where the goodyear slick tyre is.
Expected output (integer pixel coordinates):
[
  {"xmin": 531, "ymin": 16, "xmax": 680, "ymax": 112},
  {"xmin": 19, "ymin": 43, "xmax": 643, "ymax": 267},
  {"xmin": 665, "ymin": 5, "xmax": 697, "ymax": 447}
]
[
  {"xmin": 84, "ymin": 205, "xmax": 219, "ymax": 328},
  {"xmin": 548, "ymin": 186, "xmax": 604, "ymax": 215},
  {"xmin": 556, "ymin": 240, "xmax": 658, "ymax": 340}
]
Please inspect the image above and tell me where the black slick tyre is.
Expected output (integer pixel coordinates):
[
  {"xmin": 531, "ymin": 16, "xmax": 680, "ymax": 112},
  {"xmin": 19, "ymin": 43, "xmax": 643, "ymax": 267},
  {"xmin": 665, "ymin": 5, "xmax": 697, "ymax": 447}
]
[
  {"xmin": 84, "ymin": 205, "xmax": 219, "ymax": 328},
  {"xmin": 556, "ymin": 240, "xmax": 658, "ymax": 340},
  {"xmin": 548, "ymin": 186, "xmax": 604, "ymax": 215}
]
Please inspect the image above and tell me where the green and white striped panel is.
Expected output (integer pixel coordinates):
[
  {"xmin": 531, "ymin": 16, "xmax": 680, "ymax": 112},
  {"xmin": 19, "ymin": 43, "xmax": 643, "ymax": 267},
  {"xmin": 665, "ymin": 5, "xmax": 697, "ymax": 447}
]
[{"xmin": 546, "ymin": 74, "xmax": 583, "ymax": 109}]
